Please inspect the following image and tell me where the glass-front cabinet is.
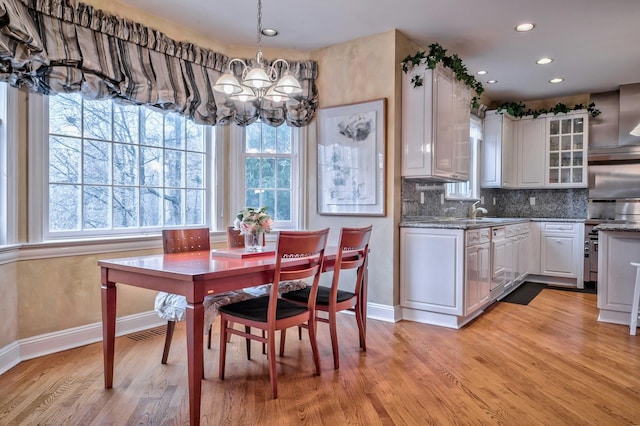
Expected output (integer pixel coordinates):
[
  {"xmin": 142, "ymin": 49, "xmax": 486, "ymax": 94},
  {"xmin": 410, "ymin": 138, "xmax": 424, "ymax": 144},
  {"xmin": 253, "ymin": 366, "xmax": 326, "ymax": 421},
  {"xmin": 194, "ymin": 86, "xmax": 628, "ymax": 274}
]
[{"xmin": 545, "ymin": 111, "xmax": 588, "ymax": 187}]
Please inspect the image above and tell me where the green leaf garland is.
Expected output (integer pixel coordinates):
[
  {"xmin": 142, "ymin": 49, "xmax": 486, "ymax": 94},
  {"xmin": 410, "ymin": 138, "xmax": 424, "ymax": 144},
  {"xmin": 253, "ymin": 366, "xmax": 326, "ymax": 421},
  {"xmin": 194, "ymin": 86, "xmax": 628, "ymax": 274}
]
[
  {"xmin": 495, "ymin": 101, "xmax": 601, "ymax": 118},
  {"xmin": 401, "ymin": 43, "xmax": 484, "ymax": 108}
]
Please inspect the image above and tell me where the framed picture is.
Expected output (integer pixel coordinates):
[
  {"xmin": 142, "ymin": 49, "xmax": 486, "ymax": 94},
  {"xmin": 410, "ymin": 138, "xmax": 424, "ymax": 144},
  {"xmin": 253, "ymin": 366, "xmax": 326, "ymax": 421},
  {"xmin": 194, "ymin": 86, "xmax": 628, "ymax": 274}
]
[{"xmin": 317, "ymin": 98, "xmax": 386, "ymax": 216}]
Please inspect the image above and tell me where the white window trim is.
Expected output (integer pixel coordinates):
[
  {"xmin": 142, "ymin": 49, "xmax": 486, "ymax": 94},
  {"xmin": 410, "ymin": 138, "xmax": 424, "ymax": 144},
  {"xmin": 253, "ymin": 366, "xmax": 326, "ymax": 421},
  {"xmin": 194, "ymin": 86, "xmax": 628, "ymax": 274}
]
[
  {"xmin": 28, "ymin": 92, "xmax": 219, "ymax": 242},
  {"xmin": 229, "ymin": 123, "xmax": 306, "ymax": 233},
  {"xmin": 0, "ymin": 83, "xmax": 18, "ymax": 245}
]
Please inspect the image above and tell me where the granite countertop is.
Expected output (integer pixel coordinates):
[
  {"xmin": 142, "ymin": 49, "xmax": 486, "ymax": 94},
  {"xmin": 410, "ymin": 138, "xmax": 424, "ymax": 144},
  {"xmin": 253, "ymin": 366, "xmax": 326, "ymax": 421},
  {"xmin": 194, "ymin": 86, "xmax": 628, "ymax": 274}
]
[
  {"xmin": 593, "ymin": 223, "xmax": 640, "ymax": 233},
  {"xmin": 400, "ymin": 217, "xmax": 530, "ymax": 229},
  {"xmin": 400, "ymin": 217, "xmax": 585, "ymax": 229}
]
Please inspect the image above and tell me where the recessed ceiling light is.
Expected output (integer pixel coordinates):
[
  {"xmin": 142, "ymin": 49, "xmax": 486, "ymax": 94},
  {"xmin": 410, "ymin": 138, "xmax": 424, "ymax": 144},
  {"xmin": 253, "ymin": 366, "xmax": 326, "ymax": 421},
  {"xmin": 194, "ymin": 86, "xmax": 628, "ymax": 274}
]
[
  {"xmin": 536, "ymin": 57, "xmax": 553, "ymax": 65},
  {"xmin": 487, "ymin": 80, "xmax": 498, "ymax": 84},
  {"xmin": 261, "ymin": 28, "xmax": 278, "ymax": 37},
  {"xmin": 515, "ymin": 23, "xmax": 535, "ymax": 32},
  {"xmin": 477, "ymin": 70, "xmax": 488, "ymax": 75},
  {"xmin": 549, "ymin": 78, "xmax": 564, "ymax": 84}
]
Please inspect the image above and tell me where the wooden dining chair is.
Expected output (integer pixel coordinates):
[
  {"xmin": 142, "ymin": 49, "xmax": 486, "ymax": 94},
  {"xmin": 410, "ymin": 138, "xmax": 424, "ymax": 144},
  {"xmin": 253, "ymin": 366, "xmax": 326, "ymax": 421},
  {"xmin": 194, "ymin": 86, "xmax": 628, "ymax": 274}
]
[
  {"xmin": 155, "ymin": 228, "xmax": 252, "ymax": 364},
  {"xmin": 218, "ymin": 228, "xmax": 330, "ymax": 399},
  {"xmin": 280, "ymin": 225, "xmax": 372, "ymax": 369}
]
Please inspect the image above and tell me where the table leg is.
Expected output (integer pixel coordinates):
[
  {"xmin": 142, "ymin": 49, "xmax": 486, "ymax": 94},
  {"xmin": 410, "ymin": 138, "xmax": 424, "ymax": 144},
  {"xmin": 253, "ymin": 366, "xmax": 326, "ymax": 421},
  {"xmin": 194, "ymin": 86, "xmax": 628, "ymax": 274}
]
[
  {"xmin": 186, "ymin": 300, "xmax": 204, "ymax": 426},
  {"xmin": 101, "ymin": 268, "xmax": 117, "ymax": 388}
]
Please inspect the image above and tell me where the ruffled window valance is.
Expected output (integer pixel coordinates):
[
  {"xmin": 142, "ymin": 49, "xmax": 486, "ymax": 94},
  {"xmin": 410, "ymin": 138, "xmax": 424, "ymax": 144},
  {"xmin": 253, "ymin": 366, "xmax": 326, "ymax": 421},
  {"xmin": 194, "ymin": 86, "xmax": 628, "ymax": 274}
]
[{"xmin": 0, "ymin": 0, "xmax": 318, "ymax": 127}]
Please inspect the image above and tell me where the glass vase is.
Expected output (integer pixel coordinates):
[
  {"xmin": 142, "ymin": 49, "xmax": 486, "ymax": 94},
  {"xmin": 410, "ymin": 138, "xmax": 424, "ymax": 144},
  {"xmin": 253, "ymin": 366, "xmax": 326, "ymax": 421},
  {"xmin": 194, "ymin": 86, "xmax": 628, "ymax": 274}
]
[{"xmin": 244, "ymin": 231, "xmax": 263, "ymax": 252}]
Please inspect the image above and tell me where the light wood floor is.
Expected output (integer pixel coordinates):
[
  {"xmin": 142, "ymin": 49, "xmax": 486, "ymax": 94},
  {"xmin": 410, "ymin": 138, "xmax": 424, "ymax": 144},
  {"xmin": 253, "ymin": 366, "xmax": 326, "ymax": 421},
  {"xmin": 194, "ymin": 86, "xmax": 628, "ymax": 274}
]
[{"xmin": 1, "ymin": 288, "xmax": 639, "ymax": 425}]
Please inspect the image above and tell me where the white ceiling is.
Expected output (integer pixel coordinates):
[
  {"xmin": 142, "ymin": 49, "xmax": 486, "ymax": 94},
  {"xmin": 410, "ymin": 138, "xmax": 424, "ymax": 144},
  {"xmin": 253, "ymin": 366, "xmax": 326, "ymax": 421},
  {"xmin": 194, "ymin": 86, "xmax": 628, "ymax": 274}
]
[{"xmin": 117, "ymin": 0, "xmax": 640, "ymax": 103}]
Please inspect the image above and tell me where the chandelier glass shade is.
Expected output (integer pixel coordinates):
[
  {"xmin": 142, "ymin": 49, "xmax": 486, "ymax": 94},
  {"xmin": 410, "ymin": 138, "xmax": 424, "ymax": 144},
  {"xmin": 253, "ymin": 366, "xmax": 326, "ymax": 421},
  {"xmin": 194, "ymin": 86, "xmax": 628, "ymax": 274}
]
[{"xmin": 213, "ymin": 0, "xmax": 302, "ymax": 102}]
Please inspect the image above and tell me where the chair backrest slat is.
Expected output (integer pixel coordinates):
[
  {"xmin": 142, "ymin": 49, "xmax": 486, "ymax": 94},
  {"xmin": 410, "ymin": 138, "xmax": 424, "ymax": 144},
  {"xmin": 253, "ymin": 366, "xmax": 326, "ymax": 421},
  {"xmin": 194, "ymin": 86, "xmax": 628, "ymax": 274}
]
[
  {"xmin": 268, "ymin": 229, "xmax": 330, "ymax": 317},
  {"xmin": 332, "ymin": 225, "xmax": 373, "ymax": 298},
  {"xmin": 162, "ymin": 228, "xmax": 211, "ymax": 254}
]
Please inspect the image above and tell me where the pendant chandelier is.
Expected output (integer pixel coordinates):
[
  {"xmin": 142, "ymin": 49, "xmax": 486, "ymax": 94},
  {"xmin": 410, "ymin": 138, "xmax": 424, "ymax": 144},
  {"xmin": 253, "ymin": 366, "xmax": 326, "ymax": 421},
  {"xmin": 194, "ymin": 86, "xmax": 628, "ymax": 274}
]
[{"xmin": 213, "ymin": 0, "xmax": 302, "ymax": 103}]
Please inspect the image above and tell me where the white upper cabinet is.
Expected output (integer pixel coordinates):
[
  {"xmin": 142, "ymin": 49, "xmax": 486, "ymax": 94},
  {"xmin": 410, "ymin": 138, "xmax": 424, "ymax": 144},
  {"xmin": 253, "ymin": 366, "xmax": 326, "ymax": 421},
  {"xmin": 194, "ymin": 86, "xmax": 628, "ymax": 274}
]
[
  {"xmin": 545, "ymin": 112, "xmax": 588, "ymax": 187},
  {"xmin": 481, "ymin": 110, "xmax": 588, "ymax": 189},
  {"xmin": 402, "ymin": 63, "xmax": 471, "ymax": 181}
]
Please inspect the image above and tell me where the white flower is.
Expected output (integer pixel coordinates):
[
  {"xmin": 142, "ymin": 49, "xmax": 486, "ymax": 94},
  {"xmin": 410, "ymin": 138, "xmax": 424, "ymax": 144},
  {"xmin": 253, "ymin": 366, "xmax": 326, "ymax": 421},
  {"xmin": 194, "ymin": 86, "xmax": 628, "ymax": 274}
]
[{"xmin": 234, "ymin": 206, "xmax": 273, "ymax": 236}]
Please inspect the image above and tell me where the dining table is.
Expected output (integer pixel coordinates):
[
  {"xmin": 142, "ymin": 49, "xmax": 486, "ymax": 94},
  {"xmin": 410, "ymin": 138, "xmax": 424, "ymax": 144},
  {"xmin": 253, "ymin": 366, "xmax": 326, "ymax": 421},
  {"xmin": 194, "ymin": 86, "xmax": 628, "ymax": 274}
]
[{"xmin": 98, "ymin": 245, "xmax": 367, "ymax": 425}]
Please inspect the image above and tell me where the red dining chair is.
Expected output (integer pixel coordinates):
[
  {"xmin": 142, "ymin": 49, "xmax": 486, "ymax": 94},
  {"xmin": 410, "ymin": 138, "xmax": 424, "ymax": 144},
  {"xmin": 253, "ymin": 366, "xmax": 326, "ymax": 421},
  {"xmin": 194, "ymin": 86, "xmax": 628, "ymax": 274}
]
[
  {"xmin": 218, "ymin": 229, "xmax": 330, "ymax": 399},
  {"xmin": 280, "ymin": 225, "xmax": 372, "ymax": 369}
]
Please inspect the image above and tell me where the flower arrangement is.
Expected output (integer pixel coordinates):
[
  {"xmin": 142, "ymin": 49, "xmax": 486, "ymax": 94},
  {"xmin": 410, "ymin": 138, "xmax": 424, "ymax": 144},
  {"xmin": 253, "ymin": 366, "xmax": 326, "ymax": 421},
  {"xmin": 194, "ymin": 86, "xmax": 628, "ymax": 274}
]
[{"xmin": 234, "ymin": 206, "xmax": 273, "ymax": 236}]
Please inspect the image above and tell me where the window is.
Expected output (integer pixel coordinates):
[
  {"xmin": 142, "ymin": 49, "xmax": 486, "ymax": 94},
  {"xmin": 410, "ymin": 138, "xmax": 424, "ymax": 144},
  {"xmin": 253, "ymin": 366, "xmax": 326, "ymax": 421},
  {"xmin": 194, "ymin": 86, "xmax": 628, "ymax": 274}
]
[
  {"xmin": 0, "ymin": 82, "xmax": 17, "ymax": 245},
  {"xmin": 231, "ymin": 120, "xmax": 304, "ymax": 231},
  {"xmin": 36, "ymin": 93, "xmax": 213, "ymax": 239},
  {"xmin": 445, "ymin": 116, "xmax": 482, "ymax": 200}
]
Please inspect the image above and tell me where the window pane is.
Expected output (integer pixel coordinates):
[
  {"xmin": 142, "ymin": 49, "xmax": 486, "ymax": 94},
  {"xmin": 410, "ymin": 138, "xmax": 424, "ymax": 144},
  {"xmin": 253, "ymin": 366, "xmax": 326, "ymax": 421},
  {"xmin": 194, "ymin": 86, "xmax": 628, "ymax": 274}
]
[
  {"xmin": 262, "ymin": 125, "xmax": 276, "ymax": 153},
  {"xmin": 164, "ymin": 114, "xmax": 185, "ymax": 149},
  {"xmin": 49, "ymin": 94, "xmax": 82, "ymax": 137},
  {"xmin": 49, "ymin": 136, "xmax": 81, "ymax": 183},
  {"xmin": 262, "ymin": 190, "xmax": 275, "ymax": 214},
  {"xmin": 164, "ymin": 149, "xmax": 185, "ymax": 188},
  {"xmin": 113, "ymin": 143, "xmax": 138, "ymax": 185},
  {"xmin": 186, "ymin": 120, "xmax": 204, "ymax": 151},
  {"xmin": 83, "ymin": 185, "xmax": 110, "ymax": 229},
  {"xmin": 140, "ymin": 188, "xmax": 163, "ymax": 227},
  {"xmin": 186, "ymin": 189, "xmax": 204, "ymax": 224},
  {"xmin": 141, "ymin": 147, "xmax": 162, "ymax": 186},
  {"xmin": 50, "ymin": 184, "xmax": 81, "ymax": 230},
  {"xmin": 245, "ymin": 189, "xmax": 260, "ymax": 207},
  {"xmin": 84, "ymin": 140, "xmax": 111, "ymax": 185},
  {"xmin": 277, "ymin": 158, "xmax": 291, "ymax": 189},
  {"xmin": 246, "ymin": 122, "xmax": 261, "ymax": 153},
  {"xmin": 83, "ymin": 99, "xmax": 112, "ymax": 140},
  {"xmin": 245, "ymin": 158, "xmax": 260, "ymax": 188},
  {"xmin": 276, "ymin": 125, "xmax": 291, "ymax": 153},
  {"xmin": 141, "ymin": 109, "xmax": 163, "ymax": 147},
  {"xmin": 186, "ymin": 152, "xmax": 204, "ymax": 188},
  {"xmin": 164, "ymin": 189, "xmax": 183, "ymax": 225},
  {"xmin": 261, "ymin": 158, "xmax": 275, "ymax": 188},
  {"xmin": 276, "ymin": 190, "xmax": 291, "ymax": 220},
  {"xmin": 113, "ymin": 187, "xmax": 138, "ymax": 228},
  {"xmin": 113, "ymin": 102, "xmax": 139, "ymax": 144}
]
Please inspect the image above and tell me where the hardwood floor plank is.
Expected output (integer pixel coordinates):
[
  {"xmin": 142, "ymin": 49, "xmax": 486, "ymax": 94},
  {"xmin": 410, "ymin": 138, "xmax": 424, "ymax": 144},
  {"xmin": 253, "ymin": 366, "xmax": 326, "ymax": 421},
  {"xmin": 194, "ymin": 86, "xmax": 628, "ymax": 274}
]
[{"xmin": 1, "ymin": 289, "xmax": 639, "ymax": 425}]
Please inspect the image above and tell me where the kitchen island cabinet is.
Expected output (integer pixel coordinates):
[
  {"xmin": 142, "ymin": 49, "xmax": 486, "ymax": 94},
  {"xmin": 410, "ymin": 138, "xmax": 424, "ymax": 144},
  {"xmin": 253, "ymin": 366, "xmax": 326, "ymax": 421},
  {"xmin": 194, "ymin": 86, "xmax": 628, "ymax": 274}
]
[{"xmin": 595, "ymin": 224, "xmax": 640, "ymax": 326}]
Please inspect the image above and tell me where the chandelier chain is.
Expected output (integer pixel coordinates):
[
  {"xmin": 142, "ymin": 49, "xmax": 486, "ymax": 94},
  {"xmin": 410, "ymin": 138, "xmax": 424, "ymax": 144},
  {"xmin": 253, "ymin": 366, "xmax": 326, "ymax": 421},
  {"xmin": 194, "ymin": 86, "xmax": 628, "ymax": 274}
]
[{"xmin": 256, "ymin": 0, "xmax": 263, "ymax": 63}]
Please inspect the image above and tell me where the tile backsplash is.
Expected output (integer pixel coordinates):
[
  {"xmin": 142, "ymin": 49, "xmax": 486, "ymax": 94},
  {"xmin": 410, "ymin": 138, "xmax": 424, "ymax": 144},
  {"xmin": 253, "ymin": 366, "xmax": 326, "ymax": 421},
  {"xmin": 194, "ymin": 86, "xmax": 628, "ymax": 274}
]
[{"xmin": 402, "ymin": 178, "xmax": 588, "ymax": 219}]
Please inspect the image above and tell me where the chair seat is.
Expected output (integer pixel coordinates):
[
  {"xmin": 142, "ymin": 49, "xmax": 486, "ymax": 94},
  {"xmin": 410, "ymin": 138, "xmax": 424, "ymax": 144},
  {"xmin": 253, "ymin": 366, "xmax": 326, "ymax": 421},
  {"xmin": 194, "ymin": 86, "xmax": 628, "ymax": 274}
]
[
  {"xmin": 219, "ymin": 296, "xmax": 308, "ymax": 322},
  {"xmin": 154, "ymin": 291, "xmax": 252, "ymax": 332},
  {"xmin": 241, "ymin": 280, "xmax": 307, "ymax": 298},
  {"xmin": 282, "ymin": 285, "xmax": 354, "ymax": 306}
]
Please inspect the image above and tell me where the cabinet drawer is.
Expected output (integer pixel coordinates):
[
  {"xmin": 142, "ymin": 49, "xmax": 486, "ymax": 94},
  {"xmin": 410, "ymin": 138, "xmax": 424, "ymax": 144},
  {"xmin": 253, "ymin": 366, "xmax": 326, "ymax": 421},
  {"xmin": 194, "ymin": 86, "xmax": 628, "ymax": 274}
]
[
  {"xmin": 466, "ymin": 228, "xmax": 491, "ymax": 245},
  {"xmin": 542, "ymin": 223, "xmax": 576, "ymax": 233}
]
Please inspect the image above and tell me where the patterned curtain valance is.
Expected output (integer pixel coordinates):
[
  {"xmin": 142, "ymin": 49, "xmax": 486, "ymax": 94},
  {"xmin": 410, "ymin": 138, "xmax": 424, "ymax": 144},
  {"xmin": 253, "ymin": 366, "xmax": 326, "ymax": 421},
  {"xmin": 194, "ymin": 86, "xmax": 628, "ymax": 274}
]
[{"xmin": 0, "ymin": 0, "xmax": 318, "ymax": 127}]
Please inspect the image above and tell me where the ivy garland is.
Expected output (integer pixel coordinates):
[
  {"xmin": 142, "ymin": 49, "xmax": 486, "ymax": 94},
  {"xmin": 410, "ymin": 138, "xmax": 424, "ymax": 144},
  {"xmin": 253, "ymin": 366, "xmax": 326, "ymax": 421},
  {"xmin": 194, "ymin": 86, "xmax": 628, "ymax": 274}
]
[
  {"xmin": 495, "ymin": 101, "xmax": 601, "ymax": 118},
  {"xmin": 401, "ymin": 43, "xmax": 484, "ymax": 108}
]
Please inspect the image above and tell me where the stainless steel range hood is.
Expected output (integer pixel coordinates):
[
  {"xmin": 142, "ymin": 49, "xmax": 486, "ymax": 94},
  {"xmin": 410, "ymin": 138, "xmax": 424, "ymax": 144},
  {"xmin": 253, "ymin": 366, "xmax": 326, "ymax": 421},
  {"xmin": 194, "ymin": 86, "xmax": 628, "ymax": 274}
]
[{"xmin": 589, "ymin": 83, "xmax": 640, "ymax": 162}]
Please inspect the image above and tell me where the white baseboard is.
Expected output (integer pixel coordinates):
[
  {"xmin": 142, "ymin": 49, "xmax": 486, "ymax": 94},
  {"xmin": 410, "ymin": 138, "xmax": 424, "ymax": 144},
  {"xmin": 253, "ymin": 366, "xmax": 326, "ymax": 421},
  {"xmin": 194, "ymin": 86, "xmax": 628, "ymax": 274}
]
[
  {"xmin": 0, "ymin": 311, "xmax": 165, "ymax": 376},
  {"xmin": 366, "ymin": 302, "xmax": 402, "ymax": 323}
]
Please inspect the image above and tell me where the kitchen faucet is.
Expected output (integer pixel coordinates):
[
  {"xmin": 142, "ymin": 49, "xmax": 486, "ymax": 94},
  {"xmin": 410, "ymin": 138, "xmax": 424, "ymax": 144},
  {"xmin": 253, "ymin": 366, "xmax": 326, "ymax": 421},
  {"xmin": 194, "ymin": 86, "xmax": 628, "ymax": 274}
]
[{"xmin": 470, "ymin": 201, "xmax": 488, "ymax": 219}]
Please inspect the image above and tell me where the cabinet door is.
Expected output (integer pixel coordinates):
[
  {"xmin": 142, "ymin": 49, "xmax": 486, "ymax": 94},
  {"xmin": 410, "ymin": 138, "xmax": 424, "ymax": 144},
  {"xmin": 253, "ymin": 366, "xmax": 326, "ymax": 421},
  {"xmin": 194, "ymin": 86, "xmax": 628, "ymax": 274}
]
[
  {"xmin": 400, "ymin": 228, "xmax": 464, "ymax": 315},
  {"xmin": 518, "ymin": 232, "xmax": 530, "ymax": 281},
  {"xmin": 502, "ymin": 117, "xmax": 516, "ymax": 187},
  {"xmin": 433, "ymin": 71, "xmax": 455, "ymax": 177},
  {"xmin": 480, "ymin": 113, "xmax": 502, "ymax": 187},
  {"xmin": 517, "ymin": 118, "xmax": 546, "ymax": 187},
  {"xmin": 545, "ymin": 113, "xmax": 588, "ymax": 187},
  {"xmin": 464, "ymin": 242, "xmax": 491, "ymax": 315},
  {"xmin": 452, "ymin": 81, "xmax": 470, "ymax": 180},
  {"xmin": 541, "ymin": 233, "xmax": 576, "ymax": 277},
  {"xmin": 402, "ymin": 68, "xmax": 433, "ymax": 177}
]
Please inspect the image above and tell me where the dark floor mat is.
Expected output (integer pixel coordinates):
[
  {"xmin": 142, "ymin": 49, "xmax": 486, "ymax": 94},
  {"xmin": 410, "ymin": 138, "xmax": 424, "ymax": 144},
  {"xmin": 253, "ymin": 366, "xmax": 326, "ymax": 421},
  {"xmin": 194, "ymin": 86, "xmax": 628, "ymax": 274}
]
[
  {"xmin": 546, "ymin": 285, "xmax": 597, "ymax": 294},
  {"xmin": 500, "ymin": 282, "xmax": 546, "ymax": 305}
]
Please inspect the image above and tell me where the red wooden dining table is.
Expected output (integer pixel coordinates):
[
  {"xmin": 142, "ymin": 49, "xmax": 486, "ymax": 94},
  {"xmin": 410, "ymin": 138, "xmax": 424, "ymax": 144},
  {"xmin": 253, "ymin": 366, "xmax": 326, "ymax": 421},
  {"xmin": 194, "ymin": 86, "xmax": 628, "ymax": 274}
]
[{"xmin": 99, "ymin": 245, "xmax": 367, "ymax": 425}]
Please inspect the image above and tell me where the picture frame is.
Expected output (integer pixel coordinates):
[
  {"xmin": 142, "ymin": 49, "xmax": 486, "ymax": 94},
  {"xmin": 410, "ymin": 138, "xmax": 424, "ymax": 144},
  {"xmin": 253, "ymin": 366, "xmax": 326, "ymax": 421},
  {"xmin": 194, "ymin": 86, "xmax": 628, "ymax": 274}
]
[{"xmin": 317, "ymin": 98, "xmax": 386, "ymax": 216}]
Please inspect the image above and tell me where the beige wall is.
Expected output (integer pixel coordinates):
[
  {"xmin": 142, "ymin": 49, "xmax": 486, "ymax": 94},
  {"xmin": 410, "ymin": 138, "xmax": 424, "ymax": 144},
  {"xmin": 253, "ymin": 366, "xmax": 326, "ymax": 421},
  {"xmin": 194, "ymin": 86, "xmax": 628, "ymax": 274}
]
[
  {"xmin": 0, "ymin": 262, "xmax": 18, "ymax": 347},
  {"xmin": 307, "ymin": 30, "xmax": 407, "ymax": 306}
]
